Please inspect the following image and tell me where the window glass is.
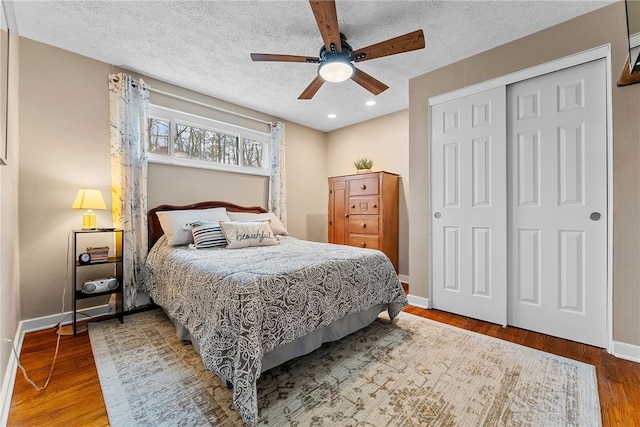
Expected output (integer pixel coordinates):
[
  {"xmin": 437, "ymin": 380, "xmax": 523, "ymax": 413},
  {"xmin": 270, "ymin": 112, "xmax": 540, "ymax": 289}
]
[
  {"xmin": 147, "ymin": 105, "xmax": 270, "ymax": 176},
  {"xmin": 148, "ymin": 118, "xmax": 170, "ymax": 155},
  {"xmin": 243, "ymin": 137, "xmax": 266, "ymax": 168},
  {"xmin": 174, "ymin": 124, "xmax": 239, "ymax": 165}
]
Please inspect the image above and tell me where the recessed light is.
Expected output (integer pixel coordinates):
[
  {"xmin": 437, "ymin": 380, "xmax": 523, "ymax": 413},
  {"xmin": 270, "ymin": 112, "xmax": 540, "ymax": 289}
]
[
  {"xmin": 328, "ymin": 113, "xmax": 337, "ymax": 118},
  {"xmin": 365, "ymin": 100, "xmax": 376, "ymax": 106}
]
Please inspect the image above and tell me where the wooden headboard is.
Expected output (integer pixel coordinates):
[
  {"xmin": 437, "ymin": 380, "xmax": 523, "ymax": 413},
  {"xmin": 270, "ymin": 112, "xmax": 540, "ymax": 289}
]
[{"xmin": 147, "ymin": 201, "xmax": 267, "ymax": 250}]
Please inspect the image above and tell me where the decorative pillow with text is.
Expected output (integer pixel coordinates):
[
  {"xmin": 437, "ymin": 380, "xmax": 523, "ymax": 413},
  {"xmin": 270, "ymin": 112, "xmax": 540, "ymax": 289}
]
[{"xmin": 219, "ymin": 220, "xmax": 280, "ymax": 249}]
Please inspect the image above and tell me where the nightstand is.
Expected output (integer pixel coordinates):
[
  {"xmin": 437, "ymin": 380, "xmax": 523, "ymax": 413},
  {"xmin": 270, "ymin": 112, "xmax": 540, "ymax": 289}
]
[{"xmin": 71, "ymin": 229, "xmax": 124, "ymax": 335}]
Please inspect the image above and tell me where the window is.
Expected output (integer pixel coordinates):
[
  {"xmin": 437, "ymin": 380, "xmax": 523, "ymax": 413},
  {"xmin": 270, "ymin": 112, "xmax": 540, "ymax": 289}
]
[{"xmin": 147, "ymin": 105, "xmax": 270, "ymax": 176}]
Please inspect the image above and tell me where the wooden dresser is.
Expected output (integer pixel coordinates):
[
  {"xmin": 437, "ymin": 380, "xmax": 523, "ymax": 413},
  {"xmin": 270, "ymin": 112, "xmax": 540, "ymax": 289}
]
[{"xmin": 328, "ymin": 171, "xmax": 399, "ymax": 271}]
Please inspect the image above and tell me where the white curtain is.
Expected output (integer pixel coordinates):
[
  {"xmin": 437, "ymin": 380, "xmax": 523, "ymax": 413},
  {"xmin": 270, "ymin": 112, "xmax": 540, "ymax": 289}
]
[
  {"xmin": 109, "ymin": 73, "xmax": 149, "ymax": 311},
  {"xmin": 268, "ymin": 121, "xmax": 286, "ymax": 225}
]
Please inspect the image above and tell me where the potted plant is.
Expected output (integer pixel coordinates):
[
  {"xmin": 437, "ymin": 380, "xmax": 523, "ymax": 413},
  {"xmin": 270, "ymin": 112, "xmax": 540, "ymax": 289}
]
[{"xmin": 354, "ymin": 158, "xmax": 373, "ymax": 173}]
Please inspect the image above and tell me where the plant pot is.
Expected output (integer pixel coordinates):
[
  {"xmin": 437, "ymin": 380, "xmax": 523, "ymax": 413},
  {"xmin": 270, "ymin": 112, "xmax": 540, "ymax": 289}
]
[{"xmin": 356, "ymin": 169, "xmax": 372, "ymax": 174}]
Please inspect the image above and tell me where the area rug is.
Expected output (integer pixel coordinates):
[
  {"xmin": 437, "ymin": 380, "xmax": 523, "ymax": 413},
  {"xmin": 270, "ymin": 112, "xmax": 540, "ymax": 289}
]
[{"xmin": 88, "ymin": 309, "xmax": 601, "ymax": 427}]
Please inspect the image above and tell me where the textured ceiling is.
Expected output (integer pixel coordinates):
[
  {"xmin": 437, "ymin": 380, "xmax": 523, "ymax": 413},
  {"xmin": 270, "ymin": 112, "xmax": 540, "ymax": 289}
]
[{"xmin": 8, "ymin": 0, "xmax": 612, "ymax": 132}]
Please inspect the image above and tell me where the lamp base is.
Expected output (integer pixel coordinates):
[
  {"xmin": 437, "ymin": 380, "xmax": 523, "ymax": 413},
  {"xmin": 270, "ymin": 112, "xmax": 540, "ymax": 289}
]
[{"xmin": 82, "ymin": 210, "xmax": 97, "ymax": 229}]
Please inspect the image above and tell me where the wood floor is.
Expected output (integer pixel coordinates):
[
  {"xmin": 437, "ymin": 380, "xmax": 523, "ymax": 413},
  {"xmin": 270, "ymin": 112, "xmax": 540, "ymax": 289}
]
[{"xmin": 8, "ymin": 308, "xmax": 640, "ymax": 426}]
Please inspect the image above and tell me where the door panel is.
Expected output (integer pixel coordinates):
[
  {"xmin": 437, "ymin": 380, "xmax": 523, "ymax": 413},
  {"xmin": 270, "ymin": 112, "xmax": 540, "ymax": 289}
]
[
  {"xmin": 507, "ymin": 59, "xmax": 607, "ymax": 347},
  {"xmin": 431, "ymin": 86, "xmax": 508, "ymax": 325},
  {"xmin": 328, "ymin": 180, "xmax": 347, "ymax": 244}
]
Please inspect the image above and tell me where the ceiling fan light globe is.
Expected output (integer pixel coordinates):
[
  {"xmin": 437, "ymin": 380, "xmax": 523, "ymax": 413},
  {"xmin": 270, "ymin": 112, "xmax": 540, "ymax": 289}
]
[{"xmin": 318, "ymin": 60, "xmax": 354, "ymax": 83}]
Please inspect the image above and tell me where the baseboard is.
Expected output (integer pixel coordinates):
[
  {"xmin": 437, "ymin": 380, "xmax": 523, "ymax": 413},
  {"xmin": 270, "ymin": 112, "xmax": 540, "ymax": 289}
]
[
  {"xmin": 407, "ymin": 294, "xmax": 431, "ymax": 309},
  {"xmin": 0, "ymin": 320, "xmax": 23, "ymax": 427},
  {"xmin": 612, "ymin": 340, "xmax": 640, "ymax": 363},
  {"xmin": 0, "ymin": 304, "xmax": 111, "ymax": 426},
  {"xmin": 20, "ymin": 304, "xmax": 112, "ymax": 334},
  {"xmin": 398, "ymin": 275, "xmax": 431, "ymax": 309}
]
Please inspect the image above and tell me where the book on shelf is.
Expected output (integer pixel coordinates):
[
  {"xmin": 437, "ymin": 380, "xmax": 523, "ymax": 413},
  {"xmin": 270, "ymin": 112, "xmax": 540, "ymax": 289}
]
[{"xmin": 87, "ymin": 246, "xmax": 109, "ymax": 262}]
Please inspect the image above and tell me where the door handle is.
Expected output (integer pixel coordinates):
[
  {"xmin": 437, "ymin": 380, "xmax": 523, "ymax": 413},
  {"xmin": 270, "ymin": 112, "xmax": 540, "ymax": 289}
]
[
  {"xmin": 590, "ymin": 212, "xmax": 601, "ymax": 221},
  {"xmin": 434, "ymin": 212, "xmax": 442, "ymax": 219}
]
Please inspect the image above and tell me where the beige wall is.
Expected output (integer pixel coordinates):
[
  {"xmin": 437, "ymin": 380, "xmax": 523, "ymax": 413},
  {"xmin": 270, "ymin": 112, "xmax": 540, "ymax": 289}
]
[
  {"xmin": 285, "ymin": 121, "xmax": 328, "ymax": 242},
  {"xmin": 0, "ymin": 31, "xmax": 20, "ymax": 398},
  {"xmin": 147, "ymin": 163, "xmax": 269, "ymax": 210},
  {"xmin": 409, "ymin": 1, "xmax": 640, "ymax": 346},
  {"xmin": 326, "ymin": 111, "xmax": 409, "ymax": 276},
  {"xmin": 629, "ymin": 0, "xmax": 640, "ymax": 35},
  {"xmin": 17, "ymin": 37, "xmax": 326, "ymax": 321},
  {"xmin": 18, "ymin": 37, "xmax": 114, "ymax": 320}
]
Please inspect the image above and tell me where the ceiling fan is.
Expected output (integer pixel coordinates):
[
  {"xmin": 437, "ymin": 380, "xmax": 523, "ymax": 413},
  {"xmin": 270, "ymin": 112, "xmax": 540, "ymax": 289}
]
[{"xmin": 250, "ymin": 0, "xmax": 425, "ymax": 100}]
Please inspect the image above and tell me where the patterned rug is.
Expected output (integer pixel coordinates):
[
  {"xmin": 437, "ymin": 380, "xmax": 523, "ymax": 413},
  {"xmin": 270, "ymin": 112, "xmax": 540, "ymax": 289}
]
[{"xmin": 88, "ymin": 308, "xmax": 601, "ymax": 426}]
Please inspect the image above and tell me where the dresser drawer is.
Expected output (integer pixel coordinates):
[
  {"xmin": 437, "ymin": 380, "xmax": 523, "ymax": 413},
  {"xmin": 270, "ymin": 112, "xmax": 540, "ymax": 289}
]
[
  {"xmin": 349, "ymin": 216, "xmax": 379, "ymax": 234},
  {"xmin": 348, "ymin": 196, "xmax": 379, "ymax": 215},
  {"xmin": 349, "ymin": 177, "xmax": 379, "ymax": 196},
  {"xmin": 349, "ymin": 234, "xmax": 380, "ymax": 250}
]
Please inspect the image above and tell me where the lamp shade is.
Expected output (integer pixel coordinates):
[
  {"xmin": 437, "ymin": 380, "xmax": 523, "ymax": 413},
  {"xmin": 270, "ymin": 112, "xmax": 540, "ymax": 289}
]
[
  {"xmin": 72, "ymin": 189, "xmax": 107, "ymax": 210},
  {"xmin": 72, "ymin": 189, "xmax": 107, "ymax": 229}
]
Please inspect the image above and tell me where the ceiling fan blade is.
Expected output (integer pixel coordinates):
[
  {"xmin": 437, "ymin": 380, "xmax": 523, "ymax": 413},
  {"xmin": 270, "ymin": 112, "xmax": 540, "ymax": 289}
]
[
  {"xmin": 351, "ymin": 30, "xmax": 425, "ymax": 62},
  {"xmin": 351, "ymin": 68, "xmax": 389, "ymax": 95},
  {"xmin": 309, "ymin": 0, "xmax": 342, "ymax": 53},
  {"xmin": 298, "ymin": 76, "xmax": 325, "ymax": 100},
  {"xmin": 250, "ymin": 53, "xmax": 320, "ymax": 63}
]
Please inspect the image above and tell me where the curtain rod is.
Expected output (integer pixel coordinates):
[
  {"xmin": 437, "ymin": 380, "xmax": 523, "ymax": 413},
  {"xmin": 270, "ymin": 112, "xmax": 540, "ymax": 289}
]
[
  {"xmin": 117, "ymin": 75, "xmax": 273, "ymax": 127},
  {"xmin": 145, "ymin": 85, "xmax": 274, "ymax": 127},
  {"xmin": 111, "ymin": 73, "xmax": 274, "ymax": 126}
]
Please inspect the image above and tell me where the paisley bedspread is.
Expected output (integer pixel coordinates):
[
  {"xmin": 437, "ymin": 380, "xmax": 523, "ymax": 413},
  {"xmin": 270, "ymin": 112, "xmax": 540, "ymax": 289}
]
[{"xmin": 142, "ymin": 235, "xmax": 407, "ymax": 426}]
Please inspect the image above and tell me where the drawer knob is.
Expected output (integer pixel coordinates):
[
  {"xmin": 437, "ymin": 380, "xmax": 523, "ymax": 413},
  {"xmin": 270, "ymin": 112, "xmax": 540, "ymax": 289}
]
[
  {"xmin": 361, "ymin": 223, "xmax": 366, "ymax": 228},
  {"xmin": 360, "ymin": 241, "xmax": 366, "ymax": 247},
  {"xmin": 360, "ymin": 184, "xmax": 367, "ymax": 190},
  {"xmin": 345, "ymin": 214, "xmax": 349, "ymax": 217},
  {"xmin": 372, "ymin": 204, "xmax": 378, "ymax": 208},
  {"xmin": 351, "ymin": 204, "xmax": 356, "ymax": 209}
]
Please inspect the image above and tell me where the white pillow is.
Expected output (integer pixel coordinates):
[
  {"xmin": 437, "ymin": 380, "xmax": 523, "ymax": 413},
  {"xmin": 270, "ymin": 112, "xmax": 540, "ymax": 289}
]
[
  {"xmin": 226, "ymin": 212, "xmax": 288, "ymax": 235},
  {"xmin": 157, "ymin": 208, "xmax": 230, "ymax": 246},
  {"xmin": 219, "ymin": 220, "xmax": 280, "ymax": 249}
]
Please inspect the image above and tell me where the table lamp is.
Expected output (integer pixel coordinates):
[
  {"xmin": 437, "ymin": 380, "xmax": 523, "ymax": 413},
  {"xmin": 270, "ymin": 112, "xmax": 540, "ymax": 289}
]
[{"xmin": 72, "ymin": 189, "xmax": 107, "ymax": 229}]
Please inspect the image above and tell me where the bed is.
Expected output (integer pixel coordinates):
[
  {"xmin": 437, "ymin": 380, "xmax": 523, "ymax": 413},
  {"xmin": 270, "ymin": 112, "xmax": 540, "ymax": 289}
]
[{"xmin": 141, "ymin": 201, "xmax": 408, "ymax": 426}]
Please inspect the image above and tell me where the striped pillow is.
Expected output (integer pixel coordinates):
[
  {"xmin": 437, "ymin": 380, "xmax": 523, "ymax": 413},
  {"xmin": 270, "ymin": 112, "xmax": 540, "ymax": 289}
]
[{"xmin": 190, "ymin": 221, "xmax": 227, "ymax": 249}]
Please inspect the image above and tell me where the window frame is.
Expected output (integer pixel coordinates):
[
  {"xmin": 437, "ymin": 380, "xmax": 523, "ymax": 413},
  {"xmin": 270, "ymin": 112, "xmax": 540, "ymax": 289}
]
[{"xmin": 147, "ymin": 104, "xmax": 271, "ymax": 177}]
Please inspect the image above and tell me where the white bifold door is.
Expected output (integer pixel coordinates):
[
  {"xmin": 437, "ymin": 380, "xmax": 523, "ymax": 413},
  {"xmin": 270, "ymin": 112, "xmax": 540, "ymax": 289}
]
[
  {"xmin": 431, "ymin": 59, "xmax": 607, "ymax": 347},
  {"xmin": 431, "ymin": 86, "xmax": 508, "ymax": 326}
]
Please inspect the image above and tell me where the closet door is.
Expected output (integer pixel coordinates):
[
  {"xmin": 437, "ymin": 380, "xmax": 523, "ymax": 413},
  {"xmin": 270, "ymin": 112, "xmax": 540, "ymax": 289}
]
[
  {"xmin": 507, "ymin": 59, "xmax": 607, "ymax": 347},
  {"xmin": 431, "ymin": 86, "xmax": 508, "ymax": 325}
]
